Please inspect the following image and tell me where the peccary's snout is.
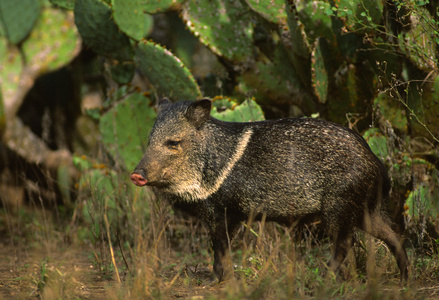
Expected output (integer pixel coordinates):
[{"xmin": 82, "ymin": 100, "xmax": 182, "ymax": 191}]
[{"xmin": 130, "ymin": 172, "xmax": 148, "ymax": 187}]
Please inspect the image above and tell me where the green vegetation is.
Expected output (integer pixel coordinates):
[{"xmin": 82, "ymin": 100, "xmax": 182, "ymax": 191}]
[{"xmin": 0, "ymin": 0, "xmax": 438, "ymax": 298}]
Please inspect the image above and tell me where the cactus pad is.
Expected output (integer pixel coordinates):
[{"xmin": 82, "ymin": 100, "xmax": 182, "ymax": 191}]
[
  {"xmin": 363, "ymin": 128, "xmax": 389, "ymax": 161},
  {"xmin": 142, "ymin": 0, "xmax": 183, "ymax": 14},
  {"xmin": 373, "ymin": 93, "xmax": 407, "ymax": 132},
  {"xmin": 74, "ymin": 0, "xmax": 133, "ymax": 61},
  {"xmin": 135, "ymin": 40, "xmax": 201, "ymax": 100},
  {"xmin": 0, "ymin": 37, "xmax": 22, "ymax": 114},
  {"xmin": 285, "ymin": 0, "xmax": 311, "ymax": 58},
  {"xmin": 239, "ymin": 44, "xmax": 302, "ymax": 106},
  {"xmin": 22, "ymin": 7, "xmax": 80, "ymax": 74},
  {"xmin": 181, "ymin": 0, "xmax": 254, "ymax": 62},
  {"xmin": 0, "ymin": 0, "xmax": 41, "ymax": 44},
  {"xmin": 49, "ymin": 0, "xmax": 74, "ymax": 10},
  {"xmin": 398, "ymin": 7, "xmax": 438, "ymax": 73},
  {"xmin": 211, "ymin": 97, "xmax": 265, "ymax": 122},
  {"xmin": 405, "ymin": 165, "xmax": 439, "ymax": 219},
  {"xmin": 0, "ymin": 84, "xmax": 4, "ymax": 136},
  {"xmin": 311, "ymin": 37, "xmax": 331, "ymax": 104},
  {"xmin": 110, "ymin": 62, "xmax": 136, "ymax": 84},
  {"xmin": 99, "ymin": 93, "xmax": 156, "ymax": 171},
  {"xmin": 112, "ymin": 0, "xmax": 154, "ymax": 41},
  {"xmin": 406, "ymin": 75, "xmax": 439, "ymax": 142},
  {"xmin": 244, "ymin": 0, "xmax": 286, "ymax": 23},
  {"xmin": 296, "ymin": 0, "xmax": 332, "ymax": 43},
  {"xmin": 335, "ymin": 0, "xmax": 383, "ymax": 34}
]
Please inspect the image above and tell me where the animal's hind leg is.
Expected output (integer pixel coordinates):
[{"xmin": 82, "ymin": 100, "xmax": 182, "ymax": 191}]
[
  {"xmin": 361, "ymin": 211, "xmax": 409, "ymax": 281},
  {"xmin": 329, "ymin": 229, "xmax": 354, "ymax": 276}
]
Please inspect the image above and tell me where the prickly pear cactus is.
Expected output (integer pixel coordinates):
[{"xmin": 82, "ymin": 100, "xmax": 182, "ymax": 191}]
[
  {"xmin": 329, "ymin": 7, "xmax": 363, "ymax": 60},
  {"xmin": 326, "ymin": 62, "xmax": 370, "ymax": 125},
  {"xmin": 167, "ymin": 14, "xmax": 199, "ymax": 69},
  {"xmin": 112, "ymin": 0, "xmax": 154, "ymax": 41},
  {"xmin": 364, "ymin": 127, "xmax": 439, "ymax": 224},
  {"xmin": 405, "ymin": 162, "xmax": 439, "ymax": 219},
  {"xmin": 239, "ymin": 43, "xmax": 304, "ymax": 109},
  {"xmin": 99, "ymin": 93, "xmax": 156, "ymax": 171},
  {"xmin": 363, "ymin": 128, "xmax": 389, "ymax": 161},
  {"xmin": 335, "ymin": 0, "xmax": 383, "ymax": 34},
  {"xmin": 311, "ymin": 37, "xmax": 331, "ymax": 104},
  {"xmin": 296, "ymin": 0, "xmax": 333, "ymax": 43},
  {"xmin": 74, "ymin": 0, "xmax": 133, "ymax": 62},
  {"xmin": 285, "ymin": 0, "xmax": 311, "ymax": 58},
  {"xmin": 142, "ymin": 0, "xmax": 183, "ymax": 13},
  {"xmin": 110, "ymin": 62, "xmax": 137, "ymax": 85},
  {"xmin": 406, "ymin": 75, "xmax": 439, "ymax": 142},
  {"xmin": 398, "ymin": 7, "xmax": 438, "ymax": 73},
  {"xmin": 0, "ymin": 85, "xmax": 4, "ymax": 136},
  {"xmin": 135, "ymin": 40, "xmax": 201, "ymax": 100},
  {"xmin": 49, "ymin": 0, "xmax": 74, "ymax": 10},
  {"xmin": 0, "ymin": 6, "xmax": 80, "ymax": 117},
  {"xmin": 0, "ymin": 37, "xmax": 22, "ymax": 112},
  {"xmin": 0, "ymin": 0, "xmax": 41, "ymax": 44},
  {"xmin": 373, "ymin": 93, "xmax": 407, "ymax": 132},
  {"xmin": 22, "ymin": 7, "xmax": 80, "ymax": 73},
  {"xmin": 282, "ymin": 0, "xmax": 312, "ymax": 89},
  {"xmin": 244, "ymin": 0, "xmax": 286, "ymax": 23},
  {"xmin": 181, "ymin": 0, "xmax": 254, "ymax": 62},
  {"xmin": 110, "ymin": 0, "xmax": 155, "ymax": 83},
  {"xmin": 211, "ymin": 97, "xmax": 265, "ymax": 122}
]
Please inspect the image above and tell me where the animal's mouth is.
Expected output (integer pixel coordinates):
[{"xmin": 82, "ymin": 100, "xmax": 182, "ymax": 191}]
[
  {"xmin": 146, "ymin": 180, "xmax": 169, "ymax": 188},
  {"xmin": 130, "ymin": 171, "xmax": 170, "ymax": 188}
]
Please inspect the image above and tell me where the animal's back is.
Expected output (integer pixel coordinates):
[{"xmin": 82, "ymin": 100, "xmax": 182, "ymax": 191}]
[{"xmin": 216, "ymin": 117, "xmax": 390, "ymax": 230}]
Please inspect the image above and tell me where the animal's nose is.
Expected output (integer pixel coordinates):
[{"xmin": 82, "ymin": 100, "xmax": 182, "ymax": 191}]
[{"xmin": 130, "ymin": 172, "xmax": 148, "ymax": 186}]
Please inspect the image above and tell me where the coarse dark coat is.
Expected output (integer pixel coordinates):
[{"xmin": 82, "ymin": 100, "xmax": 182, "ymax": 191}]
[{"xmin": 130, "ymin": 98, "xmax": 409, "ymax": 282}]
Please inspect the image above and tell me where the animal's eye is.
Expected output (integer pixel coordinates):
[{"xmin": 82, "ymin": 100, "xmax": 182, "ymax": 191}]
[{"xmin": 166, "ymin": 140, "xmax": 181, "ymax": 150}]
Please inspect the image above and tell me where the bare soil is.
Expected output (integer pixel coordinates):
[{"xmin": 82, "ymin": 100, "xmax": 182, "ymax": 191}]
[{"xmin": 0, "ymin": 236, "xmax": 109, "ymax": 299}]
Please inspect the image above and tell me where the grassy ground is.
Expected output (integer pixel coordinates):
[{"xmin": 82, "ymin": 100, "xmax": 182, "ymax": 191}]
[{"xmin": 1, "ymin": 188, "xmax": 439, "ymax": 299}]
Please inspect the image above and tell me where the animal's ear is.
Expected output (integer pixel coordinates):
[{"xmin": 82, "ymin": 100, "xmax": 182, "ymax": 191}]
[
  {"xmin": 157, "ymin": 97, "xmax": 171, "ymax": 114},
  {"xmin": 186, "ymin": 99, "xmax": 212, "ymax": 128}
]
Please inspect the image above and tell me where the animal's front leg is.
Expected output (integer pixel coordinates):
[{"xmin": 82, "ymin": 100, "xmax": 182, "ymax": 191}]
[
  {"xmin": 210, "ymin": 213, "xmax": 240, "ymax": 282},
  {"xmin": 211, "ymin": 234, "xmax": 231, "ymax": 282}
]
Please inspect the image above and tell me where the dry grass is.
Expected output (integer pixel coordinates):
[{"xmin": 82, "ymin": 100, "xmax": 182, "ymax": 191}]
[{"xmin": 1, "ymin": 180, "xmax": 439, "ymax": 299}]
